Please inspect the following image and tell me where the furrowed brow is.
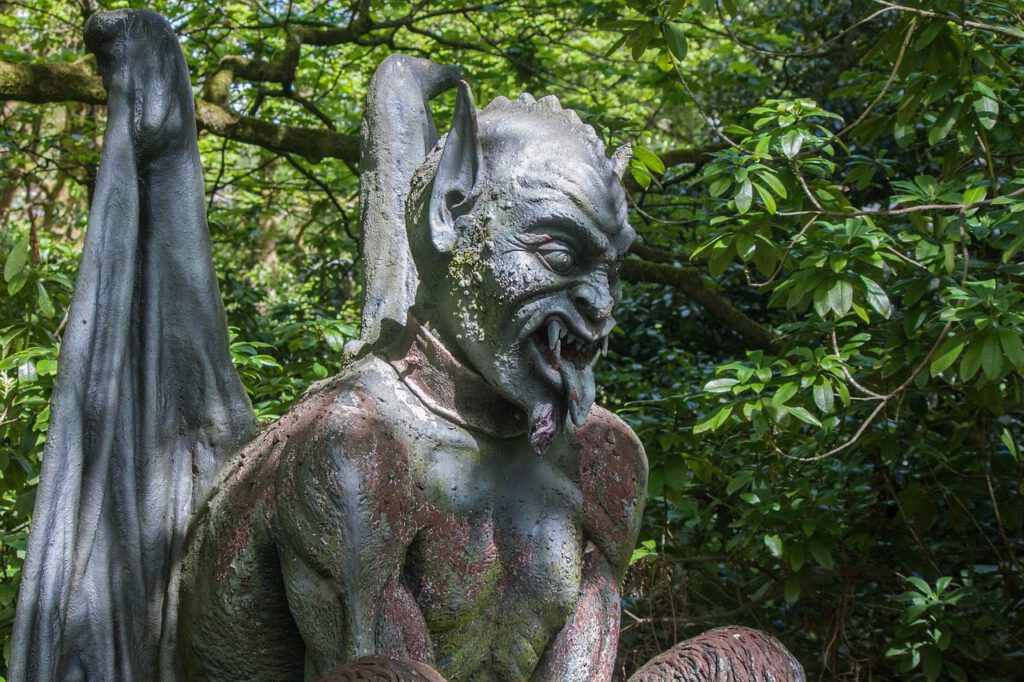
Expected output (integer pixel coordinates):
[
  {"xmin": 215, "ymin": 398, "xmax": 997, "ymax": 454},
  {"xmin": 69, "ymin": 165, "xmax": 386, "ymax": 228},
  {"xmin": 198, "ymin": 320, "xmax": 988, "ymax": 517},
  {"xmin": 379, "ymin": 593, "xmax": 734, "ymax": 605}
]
[{"xmin": 518, "ymin": 181, "xmax": 616, "ymax": 254}]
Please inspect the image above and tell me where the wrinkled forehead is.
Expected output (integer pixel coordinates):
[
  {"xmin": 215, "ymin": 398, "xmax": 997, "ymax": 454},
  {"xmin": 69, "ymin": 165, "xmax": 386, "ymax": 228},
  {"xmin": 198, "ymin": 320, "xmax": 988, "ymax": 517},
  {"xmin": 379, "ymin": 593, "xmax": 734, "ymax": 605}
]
[{"xmin": 479, "ymin": 117, "xmax": 633, "ymax": 250}]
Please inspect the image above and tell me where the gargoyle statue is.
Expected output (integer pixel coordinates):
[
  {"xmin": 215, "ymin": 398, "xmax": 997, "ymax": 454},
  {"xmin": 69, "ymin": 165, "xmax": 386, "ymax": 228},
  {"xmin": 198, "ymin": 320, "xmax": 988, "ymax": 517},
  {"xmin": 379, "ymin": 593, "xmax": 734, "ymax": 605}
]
[{"xmin": 10, "ymin": 10, "xmax": 804, "ymax": 682}]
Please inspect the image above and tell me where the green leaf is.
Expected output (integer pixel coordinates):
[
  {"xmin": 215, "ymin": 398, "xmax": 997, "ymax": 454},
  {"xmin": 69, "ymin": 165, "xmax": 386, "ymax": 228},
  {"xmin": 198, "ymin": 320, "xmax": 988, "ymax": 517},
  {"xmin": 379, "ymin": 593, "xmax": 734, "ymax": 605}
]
[
  {"xmin": 813, "ymin": 286, "xmax": 830, "ymax": 318},
  {"xmin": 726, "ymin": 469, "xmax": 754, "ymax": 494},
  {"xmin": 763, "ymin": 534, "xmax": 783, "ymax": 559},
  {"xmin": 861, "ymin": 276, "xmax": 892, "ymax": 318},
  {"xmin": 943, "ymin": 242, "xmax": 956, "ymax": 274},
  {"xmin": 784, "ymin": 574, "xmax": 801, "ymax": 604},
  {"xmin": 928, "ymin": 102, "xmax": 962, "ymax": 146},
  {"xmin": 779, "ymin": 129, "xmax": 803, "ymax": 158},
  {"xmin": 920, "ymin": 645, "xmax": 942, "ymax": 681},
  {"xmin": 694, "ymin": 404, "xmax": 733, "ymax": 433},
  {"xmin": 973, "ymin": 82, "xmax": 999, "ymax": 129},
  {"xmin": 786, "ymin": 406, "xmax": 822, "ymax": 427},
  {"xmin": 808, "ymin": 537, "xmax": 834, "ymax": 569},
  {"xmin": 735, "ymin": 180, "xmax": 753, "ymax": 214},
  {"xmin": 835, "ymin": 380, "xmax": 851, "ymax": 407},
  {"xmin": 36, "ymin": 358, "xmax": 57, "ymax": 376},
  {"xmin": 4, "ymin": 236, "xmax": 30, "ymax": 283},
  {"xmin": 757, "ymin": 170, "xmax": 788, "ymax": 198},
  {"xmin": 36, "ymin": 282, "xmax": 55, "ymax": 318},
  {"xmin": 1002, "ymin": 232, "xmax": 1024, "ymax": 263},
  {"xmin": 827, "ymin": 280, "xmax": 853, "ymax": 317},
  {"xmin": 998, "ymin": 329, "xmax": 1024, "ymax": 368},
  {"xmin": 704, "ymin": 377, "xmax": 740, "ymax": 393},
  {"xmin": 752, "ymin": 182, "xmax": 776, "ymax": 214},
  {"xmin": 960, "ymin": 338, "xmax": 984, "ymax": 381},
  {"xmin": 930, "ymin": 337, "xmax": 965, "ymax": 376},
  {"xmin": 633, "ymin": 146, "xmax": 666, "ymax": 174},
  {"xmin": 629, "ymin": 539, "xmax": 658, "ymax": 566},
  {"xmin": 1000, "ymin": 428, "xmax": 1020, "ymax": 463},
  {"xmin": 813, "ymin": 380, "xmax": 834, "ymax": 413},
  {"xmin": 7, "ymin": 271, "xmax": 28, "ymax": 296},
  {"xmin": 754, "ymin": 135, "xmax": 772, "ymax": 156},
  {"xmin": 772, "ymin": 382, "xmax": 799, "ymax": 406},
  {"xmin": 630, "ymin": 161, "xmax": 652, "ymax": 189},
  {"xmin": 980, "ymin": 331, "xmax": 1003, "ymax": 381},
  {"xmin": 894, "ymin": 121, "xmax": 915, "ymax": 148},
  {"xmin": 663, "ymin": 23, "xmax": 687, "ymax": 62},
  {"xmin": 708, "ymin": 176, "xmax": 732, "ymax": 197}
]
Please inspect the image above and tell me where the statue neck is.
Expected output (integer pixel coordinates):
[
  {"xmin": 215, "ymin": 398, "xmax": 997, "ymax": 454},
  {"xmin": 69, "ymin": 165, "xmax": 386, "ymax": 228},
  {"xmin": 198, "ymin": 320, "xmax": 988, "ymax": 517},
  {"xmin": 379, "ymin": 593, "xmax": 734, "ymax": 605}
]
[{"xmin": 385, "ymin": 316, "xmax": 528, "ymax": 439}]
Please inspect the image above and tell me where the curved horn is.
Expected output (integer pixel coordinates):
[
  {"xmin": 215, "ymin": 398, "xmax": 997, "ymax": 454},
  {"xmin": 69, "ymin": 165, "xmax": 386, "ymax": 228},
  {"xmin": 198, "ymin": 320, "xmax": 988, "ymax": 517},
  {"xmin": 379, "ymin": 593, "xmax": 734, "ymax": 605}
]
[{"xmin": 358, "ymin": 55, "xmax": 461, "ymax": 346}]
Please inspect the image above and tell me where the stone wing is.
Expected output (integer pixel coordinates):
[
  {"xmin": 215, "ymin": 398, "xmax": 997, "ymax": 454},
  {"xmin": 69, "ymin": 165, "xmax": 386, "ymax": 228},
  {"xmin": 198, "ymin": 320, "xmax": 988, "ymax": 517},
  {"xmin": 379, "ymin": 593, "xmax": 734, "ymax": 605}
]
[{"xmin": 9, "ymin": 11, "xmax": 257, "ymax": 681}]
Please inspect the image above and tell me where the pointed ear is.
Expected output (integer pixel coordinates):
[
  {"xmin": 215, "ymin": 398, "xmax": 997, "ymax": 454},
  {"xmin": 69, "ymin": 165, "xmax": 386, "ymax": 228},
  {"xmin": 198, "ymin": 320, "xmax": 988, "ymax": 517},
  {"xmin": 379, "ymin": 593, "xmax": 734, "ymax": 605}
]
[
  {"xmin": 611, "ymin": 144, "xmax": 632, "ymax": 180},
  {"xmin": 429, "ymin": 80, "xmax": 484, "ymax": 253}
]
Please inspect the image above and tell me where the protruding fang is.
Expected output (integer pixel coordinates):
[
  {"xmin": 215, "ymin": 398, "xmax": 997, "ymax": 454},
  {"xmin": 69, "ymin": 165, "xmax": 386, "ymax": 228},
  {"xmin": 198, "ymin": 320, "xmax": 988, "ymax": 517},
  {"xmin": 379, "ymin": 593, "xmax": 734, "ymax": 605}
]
[{"xmin": 548, "ymin": 319, "xmax": 560, "ymax": 351}]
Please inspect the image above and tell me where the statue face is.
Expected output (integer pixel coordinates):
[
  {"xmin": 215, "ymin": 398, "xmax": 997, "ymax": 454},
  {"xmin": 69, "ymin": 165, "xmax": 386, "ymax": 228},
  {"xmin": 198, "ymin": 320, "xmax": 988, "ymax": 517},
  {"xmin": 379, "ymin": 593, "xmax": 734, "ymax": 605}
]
[{"xmin": 439, "ymin": 124, "xmax": 634, "ymax": 453}]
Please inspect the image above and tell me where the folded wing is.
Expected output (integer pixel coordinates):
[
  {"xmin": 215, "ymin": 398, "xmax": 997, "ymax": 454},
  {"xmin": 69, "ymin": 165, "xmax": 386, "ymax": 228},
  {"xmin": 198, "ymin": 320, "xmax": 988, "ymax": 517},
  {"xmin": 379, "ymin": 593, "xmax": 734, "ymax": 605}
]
[{"xmin": 9, "ymin": 10, "xmax": 257, "ymax": 681}]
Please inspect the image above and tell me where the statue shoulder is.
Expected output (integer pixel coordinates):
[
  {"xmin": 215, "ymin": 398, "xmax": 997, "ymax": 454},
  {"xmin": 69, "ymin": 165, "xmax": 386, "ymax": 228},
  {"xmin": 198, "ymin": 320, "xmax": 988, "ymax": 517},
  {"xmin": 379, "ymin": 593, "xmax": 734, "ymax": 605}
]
[
  {"xmin": 293, "ymin": 355, "xmax": 412, "ymax": 467},
  {"xmin": 273, "ymin": 356, "xmax": 419, "ymax": 552},
  {"xmin": 571, "ymin": 405, "xmax": 648, "ymax": 577}
]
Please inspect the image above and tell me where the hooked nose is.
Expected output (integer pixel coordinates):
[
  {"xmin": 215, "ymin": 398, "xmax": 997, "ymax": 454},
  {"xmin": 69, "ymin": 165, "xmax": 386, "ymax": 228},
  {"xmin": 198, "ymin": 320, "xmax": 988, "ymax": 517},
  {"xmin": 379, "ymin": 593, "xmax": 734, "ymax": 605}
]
[{"xmin": 572, "ymin": 281, "xmax": 615, "ymax": 324}]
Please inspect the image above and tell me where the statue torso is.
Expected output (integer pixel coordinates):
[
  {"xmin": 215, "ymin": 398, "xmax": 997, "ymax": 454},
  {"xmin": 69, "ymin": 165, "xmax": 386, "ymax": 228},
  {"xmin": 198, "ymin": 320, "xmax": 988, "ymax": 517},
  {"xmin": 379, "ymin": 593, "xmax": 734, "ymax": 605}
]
[{"xmin": 178, "ymin": 326, "xmax": 645, "ymax": 682}]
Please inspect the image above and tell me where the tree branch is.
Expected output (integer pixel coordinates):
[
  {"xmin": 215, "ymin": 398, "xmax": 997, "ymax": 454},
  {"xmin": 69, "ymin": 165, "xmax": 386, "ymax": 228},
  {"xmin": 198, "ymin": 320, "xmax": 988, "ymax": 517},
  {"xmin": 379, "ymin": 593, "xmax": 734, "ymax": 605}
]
[
  {"xmin": 0, "ymin": 57, "xmax": 359, "ymax": 164},
  {"xmin": 194, "ymin": 99, "xmax": 358, "ymax": 163},
  {"xmin": 0, "ymin": 57, "xmax": 105, "ymax": 105},
  {"xmin": 621, "ymin": 257, "xmax": 779, "ymax": 350}
]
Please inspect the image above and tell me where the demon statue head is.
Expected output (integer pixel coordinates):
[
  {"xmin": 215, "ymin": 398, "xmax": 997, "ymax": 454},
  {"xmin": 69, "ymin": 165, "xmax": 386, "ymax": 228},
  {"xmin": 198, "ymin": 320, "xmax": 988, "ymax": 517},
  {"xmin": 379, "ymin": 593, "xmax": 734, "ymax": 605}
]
[{"xmin": 395, "ymin": 85, "xmax": 635, "ymax": 454}]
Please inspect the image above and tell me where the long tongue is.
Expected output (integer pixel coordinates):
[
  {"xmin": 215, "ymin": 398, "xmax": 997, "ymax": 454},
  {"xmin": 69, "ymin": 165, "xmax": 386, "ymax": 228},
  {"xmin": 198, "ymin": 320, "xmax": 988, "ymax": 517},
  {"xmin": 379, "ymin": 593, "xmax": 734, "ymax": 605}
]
[{"xmin": 560, "ymin": 360, "xmax": 595, "ymax": 428}]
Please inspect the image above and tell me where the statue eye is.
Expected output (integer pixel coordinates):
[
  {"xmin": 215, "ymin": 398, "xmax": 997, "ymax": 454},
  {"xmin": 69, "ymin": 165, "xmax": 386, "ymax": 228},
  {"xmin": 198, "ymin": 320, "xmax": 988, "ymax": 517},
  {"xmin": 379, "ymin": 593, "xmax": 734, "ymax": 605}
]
[{"xmin": 538, "ymin": 243, "xmax": 576, "ymax": 274}]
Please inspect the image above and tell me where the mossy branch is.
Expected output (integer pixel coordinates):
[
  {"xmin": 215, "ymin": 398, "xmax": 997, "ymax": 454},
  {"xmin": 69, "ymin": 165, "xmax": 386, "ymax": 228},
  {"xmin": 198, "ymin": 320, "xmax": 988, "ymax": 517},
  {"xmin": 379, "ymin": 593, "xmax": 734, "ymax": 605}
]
[
  {"xmin": 0, "ymin": 57, "xmax": 359, "ymax": 164},
  {"xmin": 621, "ymin": 257, "xmax": 779, "ymax": 350}
]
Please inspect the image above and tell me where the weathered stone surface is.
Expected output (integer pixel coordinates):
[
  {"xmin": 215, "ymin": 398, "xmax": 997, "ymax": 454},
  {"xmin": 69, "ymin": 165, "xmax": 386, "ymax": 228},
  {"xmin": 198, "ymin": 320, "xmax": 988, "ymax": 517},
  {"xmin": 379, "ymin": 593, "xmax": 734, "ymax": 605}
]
[
  {"xmin": 629, "ymin": 626, "xmax": 806, "ymax": 682},
  {"xmin": 319, "ymin": 655, "xmax": 448, "ymax": 682}
]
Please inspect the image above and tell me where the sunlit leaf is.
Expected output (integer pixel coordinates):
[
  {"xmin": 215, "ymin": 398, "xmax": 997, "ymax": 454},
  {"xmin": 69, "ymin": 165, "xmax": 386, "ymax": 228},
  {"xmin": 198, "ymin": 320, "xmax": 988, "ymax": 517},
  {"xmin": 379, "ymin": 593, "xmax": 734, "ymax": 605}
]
[
  {"xmin": 663, "ymin": 23, "xmax": 687, "ymax": 62},
  {"xmin": 735, "ymin": 179, "xmax": 753, "ymax": 214}
]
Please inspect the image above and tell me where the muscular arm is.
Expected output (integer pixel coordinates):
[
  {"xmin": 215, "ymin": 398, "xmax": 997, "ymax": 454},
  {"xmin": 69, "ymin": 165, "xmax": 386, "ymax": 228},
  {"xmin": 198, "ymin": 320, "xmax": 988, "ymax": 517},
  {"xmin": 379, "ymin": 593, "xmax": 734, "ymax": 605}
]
[
  {"xmin": 531, "ymin": 548, "xmax": 621, "ymax": 681},
  {"xmin": 534, "ymin": 406, "xmax": 649, "ymax": 681},
  {"xmin": 272, "ymin": 399, "xmax": 432, "ymax": 679}
]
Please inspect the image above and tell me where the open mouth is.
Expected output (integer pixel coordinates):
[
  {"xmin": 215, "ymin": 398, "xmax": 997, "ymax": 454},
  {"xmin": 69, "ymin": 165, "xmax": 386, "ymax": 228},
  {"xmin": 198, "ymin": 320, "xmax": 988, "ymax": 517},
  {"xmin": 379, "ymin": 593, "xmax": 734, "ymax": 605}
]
[
  {"xmin": 524, "ymin": 315, "xmax": 608, "ymax": 442},
  {"xmin": 530, "ymin": 316, "xmax": 607, "ymax": 374}
]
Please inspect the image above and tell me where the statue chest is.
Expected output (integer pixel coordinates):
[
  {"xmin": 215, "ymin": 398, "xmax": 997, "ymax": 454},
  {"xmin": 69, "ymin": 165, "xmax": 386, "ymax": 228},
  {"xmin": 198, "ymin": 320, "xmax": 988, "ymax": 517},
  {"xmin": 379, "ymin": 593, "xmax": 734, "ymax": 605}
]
[{"xmin": 403, "ymin": 438, "xmax": 585, "ymax": 678}]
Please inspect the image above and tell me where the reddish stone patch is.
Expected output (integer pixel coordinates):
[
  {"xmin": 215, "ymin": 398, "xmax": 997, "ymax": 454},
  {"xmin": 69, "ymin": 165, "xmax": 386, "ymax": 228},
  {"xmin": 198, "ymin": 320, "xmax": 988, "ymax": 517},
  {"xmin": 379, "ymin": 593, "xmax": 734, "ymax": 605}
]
[
  {"xmin": 211, "ymin": 378, "xmax": 345, "ymax": 582},
  {"xmin": 318, "ymin": 655, "xmax": 447, "ymax": 681},
  {"xmin": 629, "ymin": 626, "xmax": 806, "ymax": 682},
  {"xmin": 343, "ymin": 393, "xmax": 416, "ymax": 546},
  {"xmin": 378, "ymin": 575, "xmax": 434, "ymax": 662},
  {"xmin": 571, "ymin": 406, "xmax": 647, "ymax": 574}
]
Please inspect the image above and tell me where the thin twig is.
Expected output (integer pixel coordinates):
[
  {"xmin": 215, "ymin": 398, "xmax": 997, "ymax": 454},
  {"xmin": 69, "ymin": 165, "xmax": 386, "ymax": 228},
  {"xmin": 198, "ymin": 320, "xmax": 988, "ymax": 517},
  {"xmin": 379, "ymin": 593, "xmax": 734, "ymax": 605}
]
[
  {"xmin": 831, "ymin": 329, "xmax": 886, "ymax": 399},
  {"xmin": 873, "ymin": 0, "xmax": 1024, "ymax": 41},
  {"xmin": 282, "ymin": 153, "xmax": 359, "ymax": 252},
  {"xmin": 794, "ymin": 164, "xmax": 825, "ymax": 211},
  {"xmin": 711, "ymin": 4, "xmax": 896, "ymax": 59},
  {"xmin": 670, "ymin": 59, "xmax": 746, "ymax": 151},
  {"xmin": 984, "ymin": 466, "xmax": 1023, "ymax": 575},
  {"xmin": 776, "ymin": 185, "xmax": 1024, "ymax": 217},
  {"xmin": 833, "ymin": 18, "xmax": 917, "ymax": 140},
  {"xmin": 749, "ymin": 215, "xmax": 816, "ymax": 289}
]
